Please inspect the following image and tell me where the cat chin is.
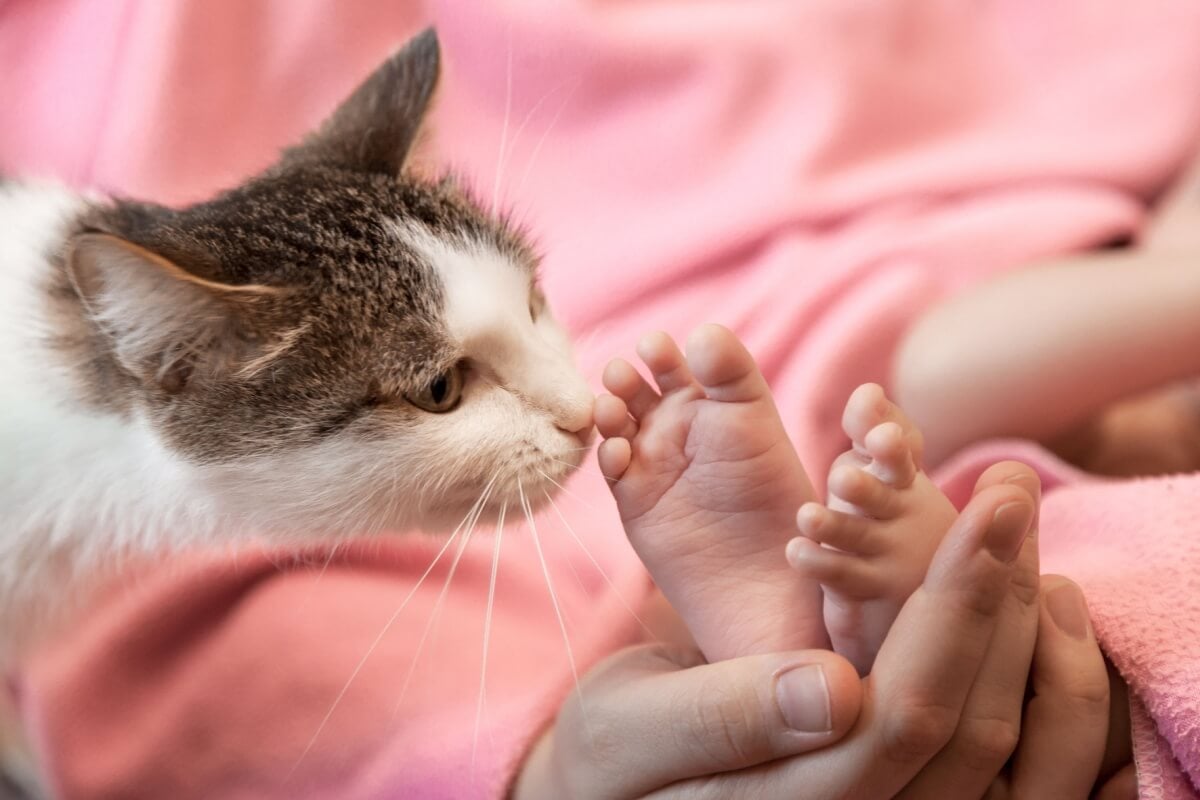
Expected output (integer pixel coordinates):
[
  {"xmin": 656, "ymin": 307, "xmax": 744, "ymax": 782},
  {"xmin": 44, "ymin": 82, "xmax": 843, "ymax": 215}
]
[{"xmin": 407, "ymin": 460, "xmax": 585, "ymax": 534}]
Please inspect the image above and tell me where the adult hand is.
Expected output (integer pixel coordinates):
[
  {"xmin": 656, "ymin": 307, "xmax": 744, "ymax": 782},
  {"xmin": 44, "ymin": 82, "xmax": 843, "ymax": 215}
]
[
  {"xmin": 512, "ymin": 462, "xmax": 1041, "ymax": 799},
  {"xmin": 987, "ymin": 576, "xmax": 1122, "ymax": 799}
]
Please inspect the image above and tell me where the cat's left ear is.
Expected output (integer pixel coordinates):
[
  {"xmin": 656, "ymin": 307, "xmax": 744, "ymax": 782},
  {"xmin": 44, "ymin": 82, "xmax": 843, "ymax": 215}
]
[
  {"xmin": 67, "ymin": 233, "xmax": 295, "ymax": 393},
  {"xmin": 281, "ymin": 28, "xmax": 440, "ymax": 176}
]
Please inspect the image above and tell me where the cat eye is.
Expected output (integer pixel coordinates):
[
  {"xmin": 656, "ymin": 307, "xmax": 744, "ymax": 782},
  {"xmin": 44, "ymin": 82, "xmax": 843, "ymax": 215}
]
[{"xmin": 407, "ymin": 365, "xmax": 464, "ymax": 413}]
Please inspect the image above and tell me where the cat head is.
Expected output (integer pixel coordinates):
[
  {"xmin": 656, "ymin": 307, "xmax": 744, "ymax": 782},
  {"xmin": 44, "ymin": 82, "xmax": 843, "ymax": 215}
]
[{"xmin": 65, "ymin": 30, "xmax": 594, "ymax": 535}]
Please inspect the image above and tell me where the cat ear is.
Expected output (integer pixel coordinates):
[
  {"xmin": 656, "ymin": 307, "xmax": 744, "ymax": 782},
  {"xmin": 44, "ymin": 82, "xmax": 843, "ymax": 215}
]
[
  {"xmin": 67, "ymin": 233, "xmax": 291, "ymax": 393},
  {"xmin": 281, "ymin": 28, "xmax": 440, "ymax": 176}
]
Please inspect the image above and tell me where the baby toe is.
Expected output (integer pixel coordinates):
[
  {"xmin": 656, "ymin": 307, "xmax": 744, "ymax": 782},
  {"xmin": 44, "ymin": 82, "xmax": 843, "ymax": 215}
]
[
  {"xmin": 595, "ymin": 394, "xmax": 638, "ymax": 440},
  {"xmin": 598, "ymin": 437, "xmax": 633, "ymax": 483},
  {"xmin": 602, "ymin": 357, "xmax": 660, "ymax": 419},
  {"xmin": 637, "ymin": 331, "xmax": 698, "ymax": 396},
  {"xmin": 827, "ymin": 464, "xmax": 902, "ymax": 520},
  {"xmin": 797, "ymin": 503, "xmax": 884, "ymax": 556},
  {"xmin": 842, "ymin": 383, "xmax": 889, "ymax": 450},
  {"xmin": 786, "ymin": 539, "xmax": 885, "ymax": 599},
  {"xmin": 685, "ymin": 324, "xmax": 770, "ymax": 404}
]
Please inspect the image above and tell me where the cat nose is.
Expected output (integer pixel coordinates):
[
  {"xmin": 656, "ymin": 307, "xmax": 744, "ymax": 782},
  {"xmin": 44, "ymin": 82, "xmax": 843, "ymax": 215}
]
[{"xmin": 555, "ymin": 395, "xmax": 594, "ymax": 436}]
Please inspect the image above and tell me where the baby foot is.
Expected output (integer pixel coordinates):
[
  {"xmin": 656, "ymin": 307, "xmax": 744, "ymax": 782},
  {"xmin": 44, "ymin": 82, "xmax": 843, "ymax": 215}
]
[
  {"xmin": 789, "ymin": 384, "xmax": 958, "ymax": 675},
  {"xmin": 595, "ymin": 325, "xmax": 828, "ymax": 661}
]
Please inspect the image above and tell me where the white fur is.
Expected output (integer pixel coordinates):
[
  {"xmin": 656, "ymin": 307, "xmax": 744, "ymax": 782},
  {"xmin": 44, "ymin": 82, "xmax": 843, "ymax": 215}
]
[
  {"xmin": 0, "ymin": 184, "xmax": 593, "ymax": 661},
  {"xmin": 0, "ymin": 182, "xmax": 224, "ymax": 657}
]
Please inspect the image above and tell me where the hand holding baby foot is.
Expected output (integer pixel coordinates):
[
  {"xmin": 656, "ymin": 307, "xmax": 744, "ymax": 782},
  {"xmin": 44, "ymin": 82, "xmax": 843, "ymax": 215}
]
[
  {"xmin": 595, "ymin": 325, "xmax": 828, "ymax": 661},
  {"xmin": 790, "ymin": 383, "xmax": 958, "ymax": 674}
]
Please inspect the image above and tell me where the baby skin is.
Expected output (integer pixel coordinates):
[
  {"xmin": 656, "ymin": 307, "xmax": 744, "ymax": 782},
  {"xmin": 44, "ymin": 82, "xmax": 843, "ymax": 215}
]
[{"xmin": 597, "ymin": 325, "xmax": 959, "ymax": 673}]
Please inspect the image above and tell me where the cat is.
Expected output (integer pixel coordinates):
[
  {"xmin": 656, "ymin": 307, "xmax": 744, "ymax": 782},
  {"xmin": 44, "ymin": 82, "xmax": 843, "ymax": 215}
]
[{"xmin": 0, "ymin": 28, "xmax": 594, "ymax": 668}]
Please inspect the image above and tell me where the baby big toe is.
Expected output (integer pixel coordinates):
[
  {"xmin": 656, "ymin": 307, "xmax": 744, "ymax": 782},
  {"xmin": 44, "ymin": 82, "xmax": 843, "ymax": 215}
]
[
  {"xmin": 842, "ymin": 384, "xmax": 926, "ymax": 467},
  {"xmin": 863, "ymin": 422, "xmax": 917, "ymax": 488},
  {"xmin": 685, "ymin": 324, "xmax": 770, "ymax": 404}
]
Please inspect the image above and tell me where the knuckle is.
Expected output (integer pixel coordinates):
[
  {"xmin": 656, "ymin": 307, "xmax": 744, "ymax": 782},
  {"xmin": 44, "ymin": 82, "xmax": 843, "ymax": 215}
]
[
  {"xmin": 1007, "ymin": 561, "xmax": 1041, "ymax": 607},
  {"xmin": 558, "ymin": 699, "xmax": 611, "ymax": 764},
  {"xmin": 952, "ymin": 715, "xmax": 1021, "ymax": 771},
  {"xmin": 1060, "ymin": 672, "xmax": 1111, "ymax": 712},
  {"xmin": 949, "ymin": 580, "xmax": 1007, "ymax": 626},
  {"xmin": 687, "ymin": 679, "xmax": 769, "ymax": 770},
  {"xmin": 881, "ymin": 698, "xmax": 959, "ymax": 763}
]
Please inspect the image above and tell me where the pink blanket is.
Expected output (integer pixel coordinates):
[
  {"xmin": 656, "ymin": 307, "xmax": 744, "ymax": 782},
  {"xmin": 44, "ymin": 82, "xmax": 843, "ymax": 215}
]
[{"xmin": 5, "ymin": 0, "xmax": 1200, "ymax": 797}]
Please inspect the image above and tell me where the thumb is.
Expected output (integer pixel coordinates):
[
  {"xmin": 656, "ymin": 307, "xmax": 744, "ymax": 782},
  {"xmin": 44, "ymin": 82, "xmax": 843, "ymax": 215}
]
[{"xmin": 566, "ymin": 644, "xmax": 862, "ymax": 798}]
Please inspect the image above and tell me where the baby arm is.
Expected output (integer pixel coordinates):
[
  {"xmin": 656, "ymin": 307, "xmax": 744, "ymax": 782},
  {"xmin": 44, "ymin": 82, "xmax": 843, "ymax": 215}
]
[
  {"xmin": 894, "ymin": 248, "xmax": 1200, "ymax": 465},
  {"xmin": 895, "ymin": 143, "xmax": 1200, "ymax": 466}
]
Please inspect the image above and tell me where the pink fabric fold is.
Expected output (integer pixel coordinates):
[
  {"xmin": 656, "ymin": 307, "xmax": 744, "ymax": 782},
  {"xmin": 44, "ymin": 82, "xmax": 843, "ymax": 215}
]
[{"xmin": 5, "ymin": 0, "xmax": 1200, "ymax": 797}]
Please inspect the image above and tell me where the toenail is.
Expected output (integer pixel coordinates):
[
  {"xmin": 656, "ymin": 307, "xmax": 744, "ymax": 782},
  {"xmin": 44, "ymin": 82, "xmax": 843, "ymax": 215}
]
[
  {"xmin": 775, "ymin": 664, "xmax": 832, "ymax": 733},
  {"xmin": 985, "ymin": 501, "xmax": 1034, "ymax": 562}
]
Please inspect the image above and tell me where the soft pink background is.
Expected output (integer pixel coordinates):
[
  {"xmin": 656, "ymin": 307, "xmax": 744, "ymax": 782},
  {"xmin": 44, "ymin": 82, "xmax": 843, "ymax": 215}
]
[{"xmin": 4, "ymin": 1, "xmax": 1200, "ymax": 797}]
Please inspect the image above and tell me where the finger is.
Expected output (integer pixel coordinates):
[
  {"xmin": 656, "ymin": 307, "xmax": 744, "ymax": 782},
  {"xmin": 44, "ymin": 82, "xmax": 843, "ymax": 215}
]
[
  {"xmin": 1093, "ymin": 763, "xmax": 1137, "ymax": 800},
  {"xmin": 1009, "ymin": 577, "xmax": 1109, "ymax": 800},
  {"xmin": 898, "ymin": 464, "xmax": 1043, "ymax": 798},
  {"xmin": 840, "ymin": 481, "xmax": 1036, "ymax": 797},
  {"xmin": 665, "ymin": 476, "xmax": 1040, "ymax": 800},
  {"xmin": 557, "ymin": 644, "xmax": 862, "ymax": 799}
]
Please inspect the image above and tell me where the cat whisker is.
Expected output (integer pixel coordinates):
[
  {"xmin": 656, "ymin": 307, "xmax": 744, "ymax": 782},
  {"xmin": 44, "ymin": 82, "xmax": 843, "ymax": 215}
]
[
  {"xmin": 540, "ymin": 489, "xmax": 657, "ymax": 643},
  {"xmin": 504, "ymin": 74, "xmax": 569, "ymax": 190},
  {"xmin": 490, "ymin": 24, "xmax": 515, "ymax": 216},
  {"xmin": 472, "ymin": 500, "xmax": 507, "ymax": 769},
  {"xmin": 391, "ymin": 474, "xmax": 497, "ymax": 719},
  {"xmin": 286, "ymin": 475, "xmax": 497, "ymax": 781},
  {"xmin": 575, "ymin": 323, "xmax": 607, "ymax": 362},
  {"xmin": 536, "ymin": 470, "xmax": 598, "ymax": 513},
  {"xmin": 548, "ymin": 457, "xmax": 625, "ymax": 486},
  {"xmin": 513, "ymin": 78, "xmax": 581, "ymax": 206},
  {"xmin": 520, "ymin": 480, "xmax": 590, "ymax": 738}
]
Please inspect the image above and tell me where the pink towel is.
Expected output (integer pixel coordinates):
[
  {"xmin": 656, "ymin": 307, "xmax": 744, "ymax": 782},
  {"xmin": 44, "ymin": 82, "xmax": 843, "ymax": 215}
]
[{"xmin": 5, "ymin": 0, "xmax": 1200, "ymax": 797}]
